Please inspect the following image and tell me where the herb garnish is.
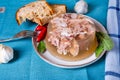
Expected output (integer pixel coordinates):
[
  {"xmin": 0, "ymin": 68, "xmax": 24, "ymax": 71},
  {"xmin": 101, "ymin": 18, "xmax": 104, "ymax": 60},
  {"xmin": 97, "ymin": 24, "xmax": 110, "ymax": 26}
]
[
  {"xmin": 95, "ymin": 32, "xmax": 114, "ymax": 57},
  {"xmin": 37, "ymin": 41, "xmax": 46, "ymax": 53}
]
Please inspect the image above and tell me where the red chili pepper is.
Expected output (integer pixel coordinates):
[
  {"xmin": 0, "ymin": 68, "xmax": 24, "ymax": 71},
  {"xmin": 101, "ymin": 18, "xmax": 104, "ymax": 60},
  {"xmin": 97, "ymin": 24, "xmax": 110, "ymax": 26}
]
[
  {"xmin": 35, "ymin": 24, "xmax": 48, "ymax": 31},
  {"xmin": 36, "ymin": 27, "xmax": 47, "ymax": 42},
  {"xmin": 35, "ymin": 25, "xmax": 44, "ymax": 31}
]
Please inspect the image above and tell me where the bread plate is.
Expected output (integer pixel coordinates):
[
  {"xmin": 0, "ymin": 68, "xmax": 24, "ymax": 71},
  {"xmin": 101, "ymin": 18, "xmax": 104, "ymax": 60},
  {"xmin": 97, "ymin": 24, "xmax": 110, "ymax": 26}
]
[{"xmin": 32, "ymin": 14, "xmax": 107, "ymax": 69}]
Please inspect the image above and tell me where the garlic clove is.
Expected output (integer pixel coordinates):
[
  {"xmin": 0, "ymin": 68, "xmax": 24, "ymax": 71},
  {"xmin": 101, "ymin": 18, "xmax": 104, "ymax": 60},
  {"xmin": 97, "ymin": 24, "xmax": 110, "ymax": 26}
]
[
  {"xmin": 74, "ymin": 0, "xmax": 88, "ymax": 14},
  {"xmin": 0, "ymin": 44, "xmax": 14, "ymax": 64}
]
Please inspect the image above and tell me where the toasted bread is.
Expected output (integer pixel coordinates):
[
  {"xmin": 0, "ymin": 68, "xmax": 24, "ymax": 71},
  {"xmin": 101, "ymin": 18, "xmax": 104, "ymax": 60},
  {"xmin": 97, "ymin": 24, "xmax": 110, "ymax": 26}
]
[
  {"xmin": 16, "ymin": 1, "xmax": 66, "ymax": 26},
  {"xmin": 51, "ymin": 4, "xmax": 66, "ymax": 17},
  {"xmin": 40, "ymin": 4, "xmax": 67, "ymax": 26}
]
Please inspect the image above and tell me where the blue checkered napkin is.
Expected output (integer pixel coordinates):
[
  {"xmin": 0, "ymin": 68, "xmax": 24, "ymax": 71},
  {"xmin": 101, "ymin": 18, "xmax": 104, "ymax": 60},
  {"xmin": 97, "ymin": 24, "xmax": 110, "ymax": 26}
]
[{"xmin": 105, "ymin": 0, "xmax": 120, "ymax": 80}]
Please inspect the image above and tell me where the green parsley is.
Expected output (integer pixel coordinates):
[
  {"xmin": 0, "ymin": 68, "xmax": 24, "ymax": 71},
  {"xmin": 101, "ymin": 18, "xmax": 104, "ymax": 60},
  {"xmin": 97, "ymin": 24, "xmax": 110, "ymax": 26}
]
[
  {"xmin": 95, "ymin": 32, "xmax": 114, "ymax": 57},
  {"xmin": 37, "ymin": 41, "xmax": 46, "ymax": 53}
]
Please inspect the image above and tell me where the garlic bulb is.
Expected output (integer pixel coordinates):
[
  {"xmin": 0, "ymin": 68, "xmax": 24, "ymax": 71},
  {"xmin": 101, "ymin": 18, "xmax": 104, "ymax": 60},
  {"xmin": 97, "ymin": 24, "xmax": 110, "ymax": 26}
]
[
  {"xmin": 0, "ymin": 44, "xmax": 14, "ymax": 64},
  {"xmin": 74, "ymin": 0, "xmax": 88, "ymax": 14}
]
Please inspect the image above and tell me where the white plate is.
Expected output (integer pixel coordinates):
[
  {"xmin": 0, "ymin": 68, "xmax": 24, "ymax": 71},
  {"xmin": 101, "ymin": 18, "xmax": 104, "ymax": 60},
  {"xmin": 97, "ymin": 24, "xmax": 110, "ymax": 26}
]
[{"xmin": 32, "ymin": 14, "xmax": 107, "ymax": 69}]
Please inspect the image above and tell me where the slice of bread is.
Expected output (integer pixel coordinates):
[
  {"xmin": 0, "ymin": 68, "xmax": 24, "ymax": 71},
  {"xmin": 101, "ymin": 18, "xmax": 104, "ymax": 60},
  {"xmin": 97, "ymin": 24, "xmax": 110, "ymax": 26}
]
[
  {"xmin": 51, "ymin": 4, "xmax": 66, "ymax": 18},
  {"xmin": 16, "ymin": 1, "xmax": 66, "ymax": 26},
  {"xmin": 16, "ymin": 1, "xmax": 54, "ymax": 25},
  {"xmin": 40, "ymin": 4, "xmax": 66, "ymax": 26}
]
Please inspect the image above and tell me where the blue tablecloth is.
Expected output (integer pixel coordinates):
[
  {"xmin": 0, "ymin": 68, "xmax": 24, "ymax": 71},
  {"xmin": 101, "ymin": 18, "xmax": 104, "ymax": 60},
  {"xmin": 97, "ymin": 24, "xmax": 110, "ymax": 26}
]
[{"xmin": 0, "ymin": 0, "xmax": 108, "ymax": 80}]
